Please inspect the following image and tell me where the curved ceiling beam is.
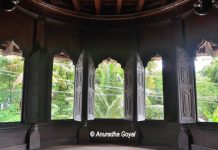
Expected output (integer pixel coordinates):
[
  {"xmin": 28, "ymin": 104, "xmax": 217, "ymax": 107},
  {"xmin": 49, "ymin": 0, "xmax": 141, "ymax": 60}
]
[{"xmin": 18, "ymin": 0, "xmax": 194, "ymax": 21}]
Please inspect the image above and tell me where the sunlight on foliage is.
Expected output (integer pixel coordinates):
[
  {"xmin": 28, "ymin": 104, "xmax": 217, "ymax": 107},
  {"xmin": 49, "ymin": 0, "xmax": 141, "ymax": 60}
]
[
  {"xmin": 95, "ymin": 59, "xmax": 124, "ymax": 118},
  {"xmin": 195, "ymin": 56, "xmax": 218, "ymax": 122},
  {"xmin": 51, "ymin": 56, "xmax": 75, "ymax": 120},
  {"xmin": 0, "ymin": 55, "xmax": 23, "ymax": 122},
  {"xmin": 145, "ymin": 58, "xmax": 164, "ymax": 120}
]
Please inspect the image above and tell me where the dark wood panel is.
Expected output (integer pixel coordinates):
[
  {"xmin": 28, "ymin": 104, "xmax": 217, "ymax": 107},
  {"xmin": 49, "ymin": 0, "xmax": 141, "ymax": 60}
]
[
  {"xmin": 0, "ymin": 125, "xmax": 28, "ymax": 149},
  {"xmin": 39, "ymin": 121, "xmax": 80, "ymax": 142},
  {"xmin": 22, "ymin": 49, "xmax": 53, "ymax": 123},
  {"xmin": 139, "ymin": 122, "xmax": 179, "ymax": 148},
  {"xmin": 83, "ymin": 31, "xmax": 137, "ymax": 67},
  {"xmin": 45, "ymin": 23, "xmax": 81, "ymax": 61},
  {"xmin": 190, "ymin": 125, "xmax": 218, "ymax": 150},
  {"xmin": 87, "ymin": 120, "xmax": 137, "ymax": 143},
  {"xmin": 191, "ymin": 145, "xmax": 216, "ymax": 150},
  {"xmin": 0, "ymin": 10, "xmax": 34, "ymax": 56},
  {"xmin": 41, "ymin": 138, "xmax": 77, "ymax": 148},
  {"xmin": 0, "ymin": 144, "xmax": 27, "ymax": 150},
  {"xmin": 138, "ymin": 24, "xmax": 174, "ymax": 63},
  {"xmin": 161, "ymin": 46, "xmax": 178, "ymax": 122}
]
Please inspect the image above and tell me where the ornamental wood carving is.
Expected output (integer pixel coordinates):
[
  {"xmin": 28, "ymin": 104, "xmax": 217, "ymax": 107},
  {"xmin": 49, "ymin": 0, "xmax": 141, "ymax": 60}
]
[
  {"xmin": 87, "ymin": 54, "xmax": 95, "ymax": 120},
  {"xmin": 136, "ymin": 54, "xmax": 145, "ymax": 121},
  {"xmin": 0, "ymin": 40, "xmax": 21, "ymax": 54},
  {"xmin": 197, "ymin": 40, "xmax": 218, "ymax": 57},
  {"xmin": 74, "ymin": 51, "xmax": 84, "ymax": 121},
  {"xmin": 177, "ymin": 47, "xmax": 196, "ymax": 124},
  {"xmin": 124, "ymin": 55, "xmax": 134, "ymax": 121}
]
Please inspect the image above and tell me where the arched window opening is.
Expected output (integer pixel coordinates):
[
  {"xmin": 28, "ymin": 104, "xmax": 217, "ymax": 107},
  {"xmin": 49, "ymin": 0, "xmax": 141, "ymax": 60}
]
[
  {"xmin": 0, "ymin": 49, "xmax": 24, "ymax": 122},
  {"xmin": 51, "ymin": 53, "xmax": 75, "ymax": 120},
  {"xmin": 145, "ymin": 56, "xmax": 164, "ymax": 120},
  {"xmin": 195, "ymin": 41, "xmax": 218, "ymax": 122},
  {"xmin": 95, "ymin": 58, "xmax": 124, "ymax": 119}
]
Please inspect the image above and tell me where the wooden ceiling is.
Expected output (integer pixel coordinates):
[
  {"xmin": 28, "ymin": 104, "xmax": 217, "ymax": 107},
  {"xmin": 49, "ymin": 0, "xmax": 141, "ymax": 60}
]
[
  {"xmin": 19, "ymin": 0, "xmax": 193, "ymax": 25},
  {"xmin": 42, "ymin": 0, "xmax": 176, "ymax": 15}
]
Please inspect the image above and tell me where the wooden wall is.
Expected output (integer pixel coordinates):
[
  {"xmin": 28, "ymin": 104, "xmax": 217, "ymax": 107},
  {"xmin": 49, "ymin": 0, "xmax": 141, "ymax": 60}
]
[{"xmin": 0, "ymin": 7, "xmax": 218, "ymax": 150}]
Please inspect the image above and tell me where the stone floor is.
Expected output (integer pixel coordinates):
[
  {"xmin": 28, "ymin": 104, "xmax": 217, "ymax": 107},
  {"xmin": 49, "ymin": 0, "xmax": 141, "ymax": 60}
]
[{"xmin": 41, "ymin": 145, "xmax": 175, "ymax": 150}]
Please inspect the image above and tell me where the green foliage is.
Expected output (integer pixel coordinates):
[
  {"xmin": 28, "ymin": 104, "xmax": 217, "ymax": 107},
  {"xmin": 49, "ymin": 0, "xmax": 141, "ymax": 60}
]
[
  {"xmin": 196, "ymin": 58, "xmax": 218, "ymax": 122},
  {"xmin": 0, "ymin": 55, "xmax": 23, "ymax": 122},
  {"xmin": 145, "ymin": 59, "xmax": 164, "ymax": 120},
  {"xmin": 202, "ymin": 59, "xmax": 218, "ymax": 83},
  {"xmin": 51, "ymin": 58, "xmax": 74, "ymax": 120},
  {"xmin": 95, "ymin": 60, "xmax": 124, "ymax": 118}
]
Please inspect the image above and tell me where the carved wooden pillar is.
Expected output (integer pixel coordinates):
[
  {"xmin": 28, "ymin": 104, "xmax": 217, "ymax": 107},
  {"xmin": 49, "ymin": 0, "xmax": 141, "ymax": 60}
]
[
  {"xmin": 135, "ymin": 54, "xmax": 145, "ymax": 121},
  {"xmin": 87, "ymin": 55, "xmax": 95, "ymax": 120},
  {"xmin": 176, "ymin": 46, "xmax": 196, "ymax": 150},
  {"xmin": 124, "ymin": 55, "xmax": 134, "ymax": 121},
  {"xmin": 176, "ymin": 46, "xmax": 196, "ymax": 124},
  {"xmin": 74, "ymin": 51, "xmax": 95, "ymax": 144},
  {"xmin": 74, "ymin": 51, "xmax": 95, "ymax": 122},
  {"xmin": 74, "ymin": 51, "xmax": 84, "ymax": 122},
  {"xmin": 124, "ymin": 52, "xmax": 145, "ymax": 143},
  {"xmin": 124, "ymin": 53, "xmax": 145, "ymax": 122}
]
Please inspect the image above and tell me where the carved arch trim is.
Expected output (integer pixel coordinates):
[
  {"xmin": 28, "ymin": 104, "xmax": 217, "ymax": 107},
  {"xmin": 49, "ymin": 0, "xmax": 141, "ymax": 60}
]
[
  {"xmin": 52, "ymin": 50, "xmax": 77, "ymax": 64},
  {"xmin": 143, "ymin": 49, "xmax": 163, "ymax": 67},
  {"xmin": 0, "ymin": 40, "xmax": 23, "ymax": 56},
  {"xmin": 96, "ymin": 57, "xmax": 125, "ymax": 70},
  {"xmin": 194, "ymin": 39, "xmax": 218, "ymax": 58}
]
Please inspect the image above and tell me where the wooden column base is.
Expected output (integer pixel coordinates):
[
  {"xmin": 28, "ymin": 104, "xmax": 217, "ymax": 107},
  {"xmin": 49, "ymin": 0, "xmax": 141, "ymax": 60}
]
[
  {"xmin": 78, "ymin": 122, "xmax": 89, "ymax": 144},
  {"xmin": 130, "ymin": 122, "xmax": 140, "ymax": 144},
  {"xmin": 27, "ymin": 124, "xmax": 40, "ymax": 150},
  {"xmin": 178, "ymin": 125, "xmax": 192, "ymax": 150}
]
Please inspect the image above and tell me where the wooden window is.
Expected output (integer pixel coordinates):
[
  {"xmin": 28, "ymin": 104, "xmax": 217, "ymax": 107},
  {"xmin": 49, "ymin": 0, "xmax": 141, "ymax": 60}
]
[
  {"xmin": 95, "ymin": 58, "xmax": 124, "ymax": 119},
  {"xmin": 145, "ymin": 56, "xmax": 164, "ymax": 120},
  {"xmin": 0, "ymin": 51, "xmax": 24, "ymax": 122},
  {"xmin": 195, "ymin": 41, "xmax": 218, "ymax": 122},
  {"xmin": 51, "ymin": 53, "xmax": 75, "ymax": 120}
]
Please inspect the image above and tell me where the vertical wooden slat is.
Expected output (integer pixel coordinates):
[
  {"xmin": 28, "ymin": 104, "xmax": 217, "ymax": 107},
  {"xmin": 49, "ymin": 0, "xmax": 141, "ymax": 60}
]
[
  {"xmin": 94, "ymin": 0, "xmax": 101, "ymax": 14},
  {"xmin": 124, "ymin": 55, "xmax": 134, "ymax": 121},
  {"xmin": 71, "ymin": 0, "xmax": 80, "ymax": 11},
  {"xmin": 87, "ymin": 55, "xmax": 95, "ymax": 120},
  {"xmin": 136, "ymin": 54, "xmax": 145, "ymax": 121},
  {"xmin": 136, "ymin": 0, "xmax": 145, "ymax": 12},
  {"xmin": 116, "ymin": 0, "xmax": 123, "ymax": 14},
  {"xmin": 74, "ymin": 52, "xmax": 85, "ymax": 121}
]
